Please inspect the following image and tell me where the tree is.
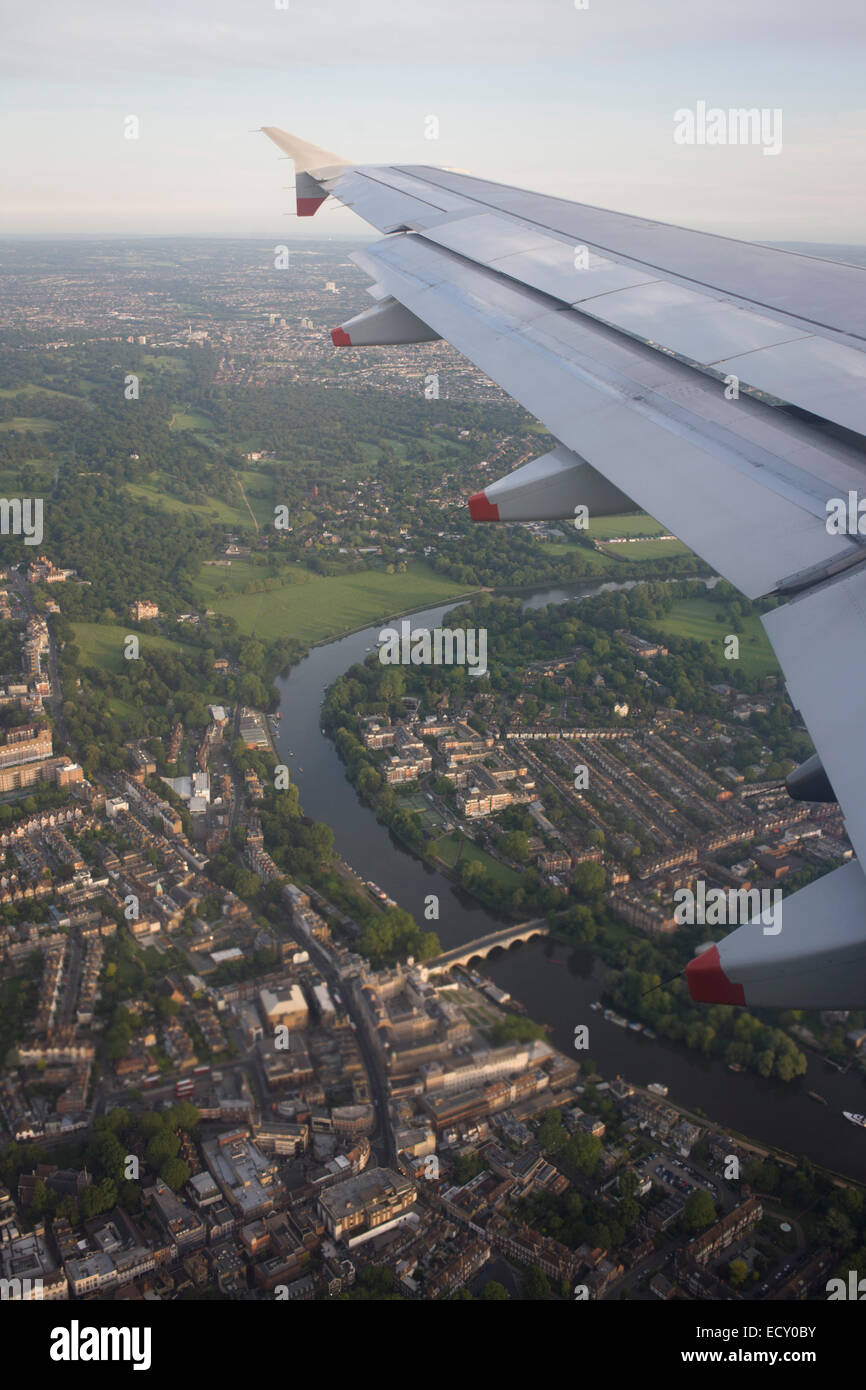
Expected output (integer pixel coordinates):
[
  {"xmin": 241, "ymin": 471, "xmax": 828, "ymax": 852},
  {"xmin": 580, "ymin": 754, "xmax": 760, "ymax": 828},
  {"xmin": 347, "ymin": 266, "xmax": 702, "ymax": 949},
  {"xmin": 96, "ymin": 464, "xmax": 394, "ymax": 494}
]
[
  {"xmin": 537, "ymin": 1109, "xmax": 568, "ymax": 1155},
  {"xmin": 683, "ymin": 1189, "xmax": 716, "ymax": 1232},
  {"xmin": 56, "ymin": 1194, "xmax": 80, "ymax": 1225},
  {"xmin": 453, "ymin": 1152, "xmax": 484, "ymax": 1185},
  {"xmin": 500, "ymin": 830, "xmax": 530, "ymax": 863},
  {"xmin": 166, "ymin": 1101, "xmax": 200, "ymax": 1132},
  {"xmin": 30, "ymin": 1177, "xmax": 50, "ymax": 1217},
  {"xmin": 521, "ymin": 1264, "xmax": 551, "ymax": 1300},
  {"xmin": 729, "ymin": 1259, "xmax": 748, "ymax": 1287},
  {"xmin": 161, "ymin": 1157, "xmax": 191, "ymax": 1191},
  {"xmin": 621, "ymin": 1198, "xmax": 640, "ymax": 1228},
  {"xmin": 480, "ymin": 1280, "xmax": 509, "ymax": 1301},
  {"xmin": 147, "ymin": 1130, "xmax": 181, "ymax": 1169},
  {"xmin": 573, "ymin": 861, "xmax": 606, "ymax": 899}
]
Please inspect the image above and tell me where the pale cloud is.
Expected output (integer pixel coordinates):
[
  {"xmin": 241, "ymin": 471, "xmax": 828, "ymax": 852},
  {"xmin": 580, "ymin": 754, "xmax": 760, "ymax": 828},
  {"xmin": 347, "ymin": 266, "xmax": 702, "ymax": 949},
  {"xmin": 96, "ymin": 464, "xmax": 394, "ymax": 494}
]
[
  {"xmin": 3, "ymin": 0, "xmax": 863, "ymax": 80},
  {"xmin": 1, "ymin": 0, "xmax": 864, "ymax": 238}
]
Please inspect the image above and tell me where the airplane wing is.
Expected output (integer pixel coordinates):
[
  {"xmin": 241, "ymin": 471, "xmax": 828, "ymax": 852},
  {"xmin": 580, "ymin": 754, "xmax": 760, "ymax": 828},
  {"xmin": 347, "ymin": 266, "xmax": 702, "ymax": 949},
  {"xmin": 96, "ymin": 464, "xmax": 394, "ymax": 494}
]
[{"xmin": 262, "ymin": 127, "xmax": 866, "ymax": 1008}]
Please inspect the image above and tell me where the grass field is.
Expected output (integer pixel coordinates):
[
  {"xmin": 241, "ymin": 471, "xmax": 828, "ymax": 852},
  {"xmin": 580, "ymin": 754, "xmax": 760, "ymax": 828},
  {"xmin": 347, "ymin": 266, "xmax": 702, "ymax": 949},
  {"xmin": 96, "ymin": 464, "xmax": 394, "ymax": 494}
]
[
  {"xmin": 192, "ymin": 561, "xmax": 478, "ymax": 643},
  {"xmin": 107, "ymin": 696, "xmax": 139, "ymax": 718},
  {"xmin": 141, "ymin": 355, "xmax": 188, "ymax": 374},
  {"xmin": 193, "ymin": 557, "xmax": 278, "ymax": 603},
  {"xmin": 71, "ymin": 623, "xmax": 195, "ymax": 675},
  {"xmin": 353, "ymin": 436, "xmax": 470, "ymax": 465},
  {"xmin": 431, "ymin": 831, "xmax": 522, "ymax": 888},
  {"xmin": 169, "ymin": 408, "xmax": 216, "ymax": 432},
  {"xmin": 0, "ymin": 384, "xmax": 82, "ymax": 402},
  {"xmin": 125, "ymin": 478, "xmax": 251, "ymax": 529},
  {"xmin": 597, "ymin": 537, "xmax": 691, "ymax": 561},
  {"xmin": 586, "ymin": 512, "xmax": 667, "ymax": 539},
  {"xmin": 652, "ymin": 596, "xmax": 779, "ymax": 678},
  {"xmin": 398, "ymin": 790, "xmax": 445, "ymax": 829},
  {"xmin": 538, "ymin": 542, "xmax": 614, "ymax": 569},
  {"xmin": 541, "ymin": 513, "xmax": 692, "ymax": 566},
  {"xmin": 237, "ymin": 470, "xmax": 277, "ymax": 527},
  {"xmin": 0, "ymin": 416, "xmax": 53, "ymax": 434}
]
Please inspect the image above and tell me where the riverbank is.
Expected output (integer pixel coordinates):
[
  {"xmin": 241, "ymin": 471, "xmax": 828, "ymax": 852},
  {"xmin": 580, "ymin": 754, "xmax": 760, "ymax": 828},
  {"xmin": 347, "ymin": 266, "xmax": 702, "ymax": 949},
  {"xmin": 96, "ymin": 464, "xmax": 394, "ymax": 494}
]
[
  {"xmin": 272, "ymin": 587, "xmax": 866, "ymax": 1182},
  {"xmin": 306, "ymin": 587, "xmax": 487, "ymax": 649}
]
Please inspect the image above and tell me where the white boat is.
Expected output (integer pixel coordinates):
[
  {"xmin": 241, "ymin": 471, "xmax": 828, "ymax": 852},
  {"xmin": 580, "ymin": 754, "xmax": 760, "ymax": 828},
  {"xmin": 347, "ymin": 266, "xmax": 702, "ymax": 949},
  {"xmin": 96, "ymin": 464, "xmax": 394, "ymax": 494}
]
[
  {"xmin": 843, "ymin": 1111, "xmax": 866, "ymax": 1128},
  {"xmin": 603, "ymin": 1010, "xmax": 628, "ymax": 1028}
]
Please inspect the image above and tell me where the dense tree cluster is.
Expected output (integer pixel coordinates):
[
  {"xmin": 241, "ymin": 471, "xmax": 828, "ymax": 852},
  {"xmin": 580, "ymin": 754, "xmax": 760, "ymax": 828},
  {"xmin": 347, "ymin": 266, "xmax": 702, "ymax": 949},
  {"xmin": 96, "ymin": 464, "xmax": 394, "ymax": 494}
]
[
  {"xmin": 0, "ymin": 1101, "xmax": 199, "ymax": 1229},
  {"xmin": 605, "ymin": 966, "xmax": 808, "ymax": 1081}
]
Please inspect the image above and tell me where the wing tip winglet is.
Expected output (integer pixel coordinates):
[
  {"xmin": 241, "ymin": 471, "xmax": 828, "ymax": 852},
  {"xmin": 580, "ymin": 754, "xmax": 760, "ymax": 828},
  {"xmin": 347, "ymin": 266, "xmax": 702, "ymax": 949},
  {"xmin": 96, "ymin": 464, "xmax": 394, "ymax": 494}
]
[
  {"xmin": 260, "ymin": 126, "xmax": 350, "ymax": 174},
  {"xmin": 685, "ymin": 944, "xmax": 746, "ymax": 1006},
  {"xmin": 331, "ymin": 327, "xmax": 352, "ymax": 347},
  {"xmin": 297, "ymin": 195, "xmax": 328, "ymax": 217},
  {"xmin": 468, "ymin": 490, "xmax": 500, "ymax": 521}
]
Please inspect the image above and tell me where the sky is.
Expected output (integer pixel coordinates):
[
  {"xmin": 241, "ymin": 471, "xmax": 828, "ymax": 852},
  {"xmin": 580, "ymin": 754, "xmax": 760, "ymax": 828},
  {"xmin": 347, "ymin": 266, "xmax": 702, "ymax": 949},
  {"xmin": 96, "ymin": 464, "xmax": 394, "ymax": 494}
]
[{"xmin": 2, "ymin": 0, "xmax": 865, "ymax": 242}]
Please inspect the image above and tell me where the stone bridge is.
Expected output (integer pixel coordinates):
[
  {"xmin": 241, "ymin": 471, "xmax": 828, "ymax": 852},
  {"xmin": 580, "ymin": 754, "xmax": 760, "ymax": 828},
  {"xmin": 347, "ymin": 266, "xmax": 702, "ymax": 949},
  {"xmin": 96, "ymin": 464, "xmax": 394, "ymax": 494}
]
[{"xmin": 427, "ymin": 919, "xmax": 550, "ymax": 973}]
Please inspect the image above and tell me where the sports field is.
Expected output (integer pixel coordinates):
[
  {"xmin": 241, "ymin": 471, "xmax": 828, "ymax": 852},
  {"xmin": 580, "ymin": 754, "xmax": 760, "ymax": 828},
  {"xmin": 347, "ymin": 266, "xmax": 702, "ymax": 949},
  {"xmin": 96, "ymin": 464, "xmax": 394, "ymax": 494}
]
[{"xmin": 431, "ymin": 831, "xmax": 521, "ymax": 887}]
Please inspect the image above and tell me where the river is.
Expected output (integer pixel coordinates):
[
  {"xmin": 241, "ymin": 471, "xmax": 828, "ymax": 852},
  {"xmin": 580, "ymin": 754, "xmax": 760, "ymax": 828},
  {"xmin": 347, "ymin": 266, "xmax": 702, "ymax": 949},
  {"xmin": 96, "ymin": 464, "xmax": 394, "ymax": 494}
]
[{"xmin": 273, "ymin": 580, "xmax": 866, "ymax": 1182}]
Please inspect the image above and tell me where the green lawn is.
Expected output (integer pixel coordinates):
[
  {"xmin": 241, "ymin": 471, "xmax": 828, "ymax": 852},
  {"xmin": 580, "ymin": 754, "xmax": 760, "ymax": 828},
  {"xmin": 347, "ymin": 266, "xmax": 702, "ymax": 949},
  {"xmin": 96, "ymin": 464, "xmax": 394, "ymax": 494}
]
[
  {"xmin": 192, "ymin": 561, "xmax": 478, "ymax": 643},
  {"xmin": 598, "ymin": 537, "xmax": 691, "ymax": 561},
  {"xmin": 141, "ymin": 355, "xmax": 188, "ymax": 374},
  {"xmin": 107, "ymin": 696, "xmax": 139, "ymax": 718},
  {"xmin": 542, "ymin": 513, "xmax": 691, "ymax": 565},
  {"xmin": 237, "ymin": 470, "xmax": 278, "ymax": 527},
  {"xmin": 194, "ymin": 556, "xmax": 275, "ymax": 603},
  {"xmin": 541, "ymin": 541, "xmax": 612, "ymax": 567},
  {"xmin": 652, "ymin": 597, "xmax": 779, "ymax": 678},
  {"xmin": 71, "ymin": 622, "xmax": 195, "ymax": 675},
  {"xmin": 169, "ymin": 407, "xmax": 216, "ymax": 432},
  {"xmin": 587, "ymin": 512, "xmax": 668, "ymax": 539},
  {"xmin": 0, "ymin": 384, "xmax": 82, "ymax": 402},
  {"xmin": 0, "ymin": 417, "xmax": 53, "ymax": 434},
  {"xmin": 125, "ymin": 478, "xmax": 251, "ymax": 529},
  {"xmin": 431, "ymin": 831, "xmax": 522, "ymax": 888}
]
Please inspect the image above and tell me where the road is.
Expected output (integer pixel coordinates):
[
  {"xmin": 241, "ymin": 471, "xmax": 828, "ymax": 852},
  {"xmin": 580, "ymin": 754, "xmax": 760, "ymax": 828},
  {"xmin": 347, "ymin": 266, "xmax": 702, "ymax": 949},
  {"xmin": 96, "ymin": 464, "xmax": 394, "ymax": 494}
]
[{"xmin": 296, "ymin": 929, "xmax": 395, "ymax": 1165}]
